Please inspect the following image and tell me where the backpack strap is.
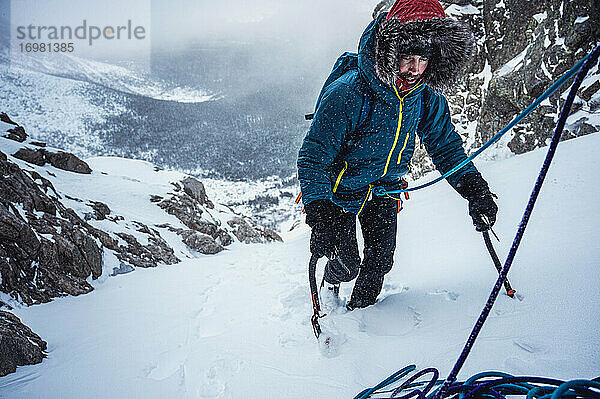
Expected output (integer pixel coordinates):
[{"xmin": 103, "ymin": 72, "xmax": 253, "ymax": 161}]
[
  {"xmin": 357, "ymin": 88, "xmax": 372, "ymax": 129},
  {"xmin": 305, "ymin": 87, "xmax": 372, "ymax": 125}
]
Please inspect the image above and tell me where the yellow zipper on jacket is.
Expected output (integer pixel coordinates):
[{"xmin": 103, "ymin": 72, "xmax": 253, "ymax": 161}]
[
  {"xmin": 381, "ymin": 83, "xmax": 424, "ymax": 176},
  {"xmin": 332, "ymin": 161, "xmax": 348, "ymax": 193},
  {"xmin": 357, "ymin": 184, "xmax": 373, "ymax": 216}
]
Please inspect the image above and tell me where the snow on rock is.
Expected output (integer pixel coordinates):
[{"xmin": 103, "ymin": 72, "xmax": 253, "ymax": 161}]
[
  {"xmin": 0, "ymin": 130, "xmax": 598, "ymax": 397},
  {"xmin": 0, "ymin": 311, "xmax": 47, "ymax": 377},
  {"xmin": 0, "ymin": 114, "xmax": 281, "ymax": 300},
  {"xmin": 0, "ymin": 114, "xmax": 283, "ymax": 377}
]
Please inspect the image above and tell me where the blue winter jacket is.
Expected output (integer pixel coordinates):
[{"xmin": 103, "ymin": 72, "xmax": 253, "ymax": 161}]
[{"xmin": 297, "ymin": 15, "xmax": 477, "ymax": 215}]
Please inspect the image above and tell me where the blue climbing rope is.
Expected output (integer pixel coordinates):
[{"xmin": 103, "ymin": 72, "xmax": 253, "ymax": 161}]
[
  {"xmin": 355, "ymin": 43, "xmax": 600, "ymax": 399},
  {"xmin": 374, "ymin": 47, "xmax": 597, "ymax": 197},
  {"xmin": 353, "ymin": 367, "xmax": 600, "ymax": 399}
]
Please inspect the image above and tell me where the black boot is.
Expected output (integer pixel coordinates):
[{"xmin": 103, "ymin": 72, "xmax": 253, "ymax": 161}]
[{"xmin": 346, "ymin": 270, "xmax": 384, "ymax": 310}]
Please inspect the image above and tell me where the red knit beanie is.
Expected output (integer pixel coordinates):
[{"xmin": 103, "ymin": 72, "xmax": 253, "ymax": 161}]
[{"xmin": 386, "ymin": 0, "xmax": 445, "ymax": 23}]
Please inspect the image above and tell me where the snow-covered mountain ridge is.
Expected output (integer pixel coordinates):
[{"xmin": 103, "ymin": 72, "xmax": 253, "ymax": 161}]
[{"xmin": 7, "ymin": 52, "xmax": 216, "ymax": 103}]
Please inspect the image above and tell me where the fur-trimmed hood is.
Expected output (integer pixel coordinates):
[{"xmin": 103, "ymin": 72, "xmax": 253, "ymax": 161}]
[{"xmin": 374, "ymin": 12, "xmax": 475, "ymax": 92}]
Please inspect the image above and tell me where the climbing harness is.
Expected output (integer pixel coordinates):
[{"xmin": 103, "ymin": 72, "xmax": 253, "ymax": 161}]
[{"xmin": 353, "ymin": 44, "xmax": 600, "ymax": 399}]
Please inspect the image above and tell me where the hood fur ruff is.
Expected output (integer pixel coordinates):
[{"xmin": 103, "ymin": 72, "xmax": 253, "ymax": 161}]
[{"xmin": 375, "ymin": 16, "xmax": 475, "ymax": 92}]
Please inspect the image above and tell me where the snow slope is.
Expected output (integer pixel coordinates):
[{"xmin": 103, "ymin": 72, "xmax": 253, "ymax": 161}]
[{"xmin": 1, "ymin": 133, "xmax": 599, "ymax": 398}]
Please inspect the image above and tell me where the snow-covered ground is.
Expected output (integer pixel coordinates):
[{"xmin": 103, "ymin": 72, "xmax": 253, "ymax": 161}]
[{"xmin": 1, "ymin": 132, "xmax": 599, "ymax": 398}]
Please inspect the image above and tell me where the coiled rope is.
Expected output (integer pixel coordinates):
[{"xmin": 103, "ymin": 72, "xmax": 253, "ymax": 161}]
[
  {"xmin": 353, "ymin": 367, "xmax": 600, "ymax": 399},
  {"xmin": 355, "ymin": 43, "xmax": 600, "ymax": 399}
]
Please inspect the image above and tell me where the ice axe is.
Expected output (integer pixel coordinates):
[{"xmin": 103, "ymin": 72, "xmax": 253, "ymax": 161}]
[
  {"xmin": 308, "ymin": 254, "xmax": 325, "ymax": 338},
  {"xmin": 482, "ymin": 228, "xmax": 516, "ymax": 298}
]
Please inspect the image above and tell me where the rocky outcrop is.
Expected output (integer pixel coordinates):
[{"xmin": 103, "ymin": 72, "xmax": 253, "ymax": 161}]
[
  {"xmin": 181, "ymin": 230, "xmax": 224, "ymax": 255},
  {"xmin": 227, "ymin": 217, "xmax": 283, "ymax": 244},
  {"xmin": 451, "ymin": 0, "xmax": 599, "ymax": 155},
  {"xmin": 0, "ymin": 311, "xmax": 47, "ymax": 377},
  {"xmin": 88, "ymin": 200, "xmax": 111, "ymax": 221},
  {"xmin": 2, "ymin": 114, "xmax": 91, "ymax": 174},
  {"xmin": 113, "ymin": 223, "xmax": 179, "ymax": 268},
  {"xmin": 0, "ymin": 151, "xmax": 102, "ymax": 305},
  {"xmin": 155, "ymin": 177, "xmax": 282, "ymax": 253},
  {"xmin": 13, "ymin": 147, "xmax": 92, "ymax": 174},
  {"xmin": 0, "ymin": 112, "xmax": 27, "ymax": 143},
  {"xmin": 182, "ymin": 176, "xmax": 212, "ymax": 207},
  {"xmin": 478, "ymin": 0, "xmax": 599, "ymax": 154},
  {"xmin": 0, "ymin": 147, "xmax": 179, "ymax": 307},
  {"xmin": 155, "ymin": 180, "xmax": 231, "ymax": 253}
]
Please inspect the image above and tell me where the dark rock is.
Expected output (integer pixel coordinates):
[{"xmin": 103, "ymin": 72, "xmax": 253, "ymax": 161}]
[
  {"xmin": 30, "ymin": 141, "xmax": 47, "ymax": 147},
  {"xmin": 88, "ymin": 201, "xmax": 111, "ymax": 220},
  {"xmin": 115, "ymin": 231, "xmax": 179, "ymax": 268},
  {"xmin": 149, "ymin": 195, "xmax": 163, "ymax": 203},
  {"xmin": 0, "ymin": 311, "xmax": 47, "ymax": 377},
  {"xmin": 227, "ymin": 217, "xmax": 283, "ymax": 244},
  {"xmin": 156, "ymin": 178, "xmax": 281, "ymax": 247},
  {"xmin": 227, "ymin": 217, "xmax": 263, "ymax": 244},
  {"xmin": 13, "ymin": 148, "xmax": 45, "ymax": 166},
  {"xmin": 0, "ymin": 113, "xmax": 18, "ymax": 125},
  {"xmin": 182, "ymin": 177, "xmax": 208, "ymax": 205},
  {"xmin": 45, "ymin": 151, "xmax": 92, "ymax": 174},
  {"xmin": 477, "ymin": 0, "xmax": 599, "ymax": 154},
  {"xmin": 4, "ymin": 126, "xmax": 27, "ymax": 142},
  {"xmin": 111, "ymin": 262, "xmax": 135, "ymax": 276},
  {"xmin": 26, "ymin": 170, "xmax": 58, "ymax": 196},
  {"xmin": 11, "ymin": 148, "xmax": 92, "ymax": 175},
  {"xmin": 581, "ymin": 80, "xmax": 600, "ymax": 103},
  {"xmin": 256, "ymin": 226, "xmax": 283, "ymax": 243},
  {"xmin": 0, "ymin": 154, "xmax": 106, "ymax": 305},
  {"xmin": 181, "ymin": 231, "xmax": 223, "ymax": 255},
  {"xmin": 60, "ymin": 227, "xmax": 103, "ymax": 280},
  {"xmin": 157, "ymin": 194, "xmax": 204, "ymax": 230},
  {"xmin": 214, "ymin": 229, "xmax": 233, "ymax": 246},
  {"xmin": 64, "ymin": 194, "xmax": 82, "ymax": 202}
]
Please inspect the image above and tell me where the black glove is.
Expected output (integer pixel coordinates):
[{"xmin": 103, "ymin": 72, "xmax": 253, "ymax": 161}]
[
  {"xmin": 304, "ymin": 199, "xmax": 340, "ymax": 259},
  {"xmin": 455, "ymin": 173, "xmax": 498, "ymax": 232}
]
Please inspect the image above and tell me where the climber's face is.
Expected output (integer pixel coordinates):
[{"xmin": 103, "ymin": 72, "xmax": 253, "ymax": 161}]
[{"xmin": 398, "ymin": 54, "xmax": 429, "ymax": 85}]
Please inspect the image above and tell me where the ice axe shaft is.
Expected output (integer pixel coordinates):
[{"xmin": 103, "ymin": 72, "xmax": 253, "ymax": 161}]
[
  {"xmin": 308, "ymin": 255, "xmax": 324, "ymax": 338},
  {"xmin": 482, "ymin": 231, "xmax": 516, "ymax": 297}
]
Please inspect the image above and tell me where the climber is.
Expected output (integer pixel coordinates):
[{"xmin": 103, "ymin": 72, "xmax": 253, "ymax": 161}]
[{"xmin": 297, "ymin": 0, "xmax": 498, "ymax": 310}]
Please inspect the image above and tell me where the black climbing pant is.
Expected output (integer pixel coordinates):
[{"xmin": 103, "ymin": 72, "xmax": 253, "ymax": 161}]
[{"xmin": 323, "ymin": 196, "xmax": 398, "ymax": 305}]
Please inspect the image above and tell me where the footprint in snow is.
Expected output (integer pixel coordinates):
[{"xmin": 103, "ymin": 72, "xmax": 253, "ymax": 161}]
[
  {"xmin": 428, "ymin": 289, "xmax": 459, "ymax": 301},
  {"xmin": 146, "ymin": 346, "xmax": 188, "ymax": 381},
  {"xmin": 358, "ymin": 297, "xmax": 422, "ymax": 336},
  {"xmin": 513, "ymin": 339, "xmax": 546, "ymax": 354},
  {"xmin": 408, "ymin": 306, "xmax": 423, "ymax": 327}
]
